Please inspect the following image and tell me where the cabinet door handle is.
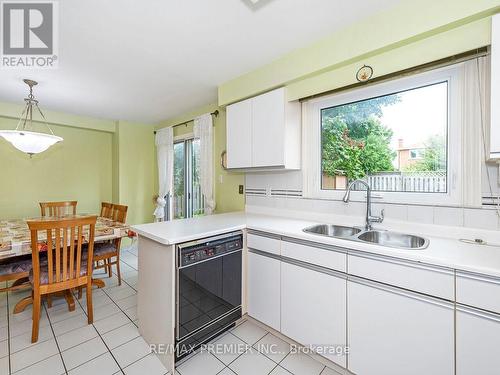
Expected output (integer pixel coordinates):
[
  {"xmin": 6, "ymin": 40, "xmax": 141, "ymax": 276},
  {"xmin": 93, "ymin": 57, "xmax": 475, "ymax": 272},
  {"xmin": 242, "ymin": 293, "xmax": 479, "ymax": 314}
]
[
  {"xmin": 349, "ymin": 251, "xmax": 453, "ymax": 275},
  {"xmin": 248, "ymin": 248, "xmax": 281, "ymax": 261},
  {"xmin": 247, "ymin": 230, "xmax": 281, "ymax": 240},
  {"xmin": 457, "ymin": 304, "xmax": 500, "ymax": 322},
  {"xmin": 281, "ymin": 255, "xmax": 347, "ymax": 280},
  {"xmin": 349, "ymin": 275, "xmax": 454, "ymax": 309},
  {"xmin": 457, "ymin": 270, "xmax": 500, "ymax": 285},
  {"xmin": 282, "ymin": 236, "xmax": 347, "ymax": 254}
]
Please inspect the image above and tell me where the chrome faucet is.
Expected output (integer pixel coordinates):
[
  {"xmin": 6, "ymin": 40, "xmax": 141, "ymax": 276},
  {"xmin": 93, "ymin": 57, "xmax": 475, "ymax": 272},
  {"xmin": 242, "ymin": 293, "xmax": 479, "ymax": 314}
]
[{"xmin": 342, "ymin": 179, "xmax": 384, "ymax": 231}]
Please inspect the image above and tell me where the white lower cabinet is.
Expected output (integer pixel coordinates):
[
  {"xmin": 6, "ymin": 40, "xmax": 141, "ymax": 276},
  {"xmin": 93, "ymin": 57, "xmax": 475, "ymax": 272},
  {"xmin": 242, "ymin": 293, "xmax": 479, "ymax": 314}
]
[
  {"xmin": 281, "ymin": 261, "xmax": 347, "ymax": 367},
  {"xmin": 456, "ymin": 305, "xmax": 500, "ymax": 375},
  {"xmin": 247, "ymin": 251, "xmax": 280, "ymax": 331},
  {"xmin": 347, "ymin": 278, "xmax": 454, "ymax": 375}
]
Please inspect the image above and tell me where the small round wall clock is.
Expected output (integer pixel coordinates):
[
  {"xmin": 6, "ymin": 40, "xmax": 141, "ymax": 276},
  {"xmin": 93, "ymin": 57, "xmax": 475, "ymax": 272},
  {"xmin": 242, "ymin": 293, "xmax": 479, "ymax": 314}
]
[{"xmin": 356, "ymin": 65, "xmax": 373, "ymax": 82}]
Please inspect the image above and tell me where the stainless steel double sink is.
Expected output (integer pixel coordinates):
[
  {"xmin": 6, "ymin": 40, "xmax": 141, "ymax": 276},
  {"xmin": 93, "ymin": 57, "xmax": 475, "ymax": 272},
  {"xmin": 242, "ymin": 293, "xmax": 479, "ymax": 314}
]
[{"xmin": 303, "ymin": 224, "xmax": 429, "ymax": 250}]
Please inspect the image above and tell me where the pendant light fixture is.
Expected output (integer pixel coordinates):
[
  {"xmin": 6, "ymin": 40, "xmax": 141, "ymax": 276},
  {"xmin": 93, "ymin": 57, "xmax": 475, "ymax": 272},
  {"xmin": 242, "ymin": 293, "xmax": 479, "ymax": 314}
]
[{"xmin": 0, "ymin": 79, "xmax": 63, "ymax": 157}]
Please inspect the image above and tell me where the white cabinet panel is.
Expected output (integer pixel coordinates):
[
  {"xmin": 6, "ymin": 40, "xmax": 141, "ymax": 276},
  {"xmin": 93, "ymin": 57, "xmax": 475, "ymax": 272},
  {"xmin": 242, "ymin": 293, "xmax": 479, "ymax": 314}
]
[
  {"xmin": 281, "ymin": 261, "xmax": 346, "ymax": 367},
  {"xmin": 226, "ymin": 98, "xmax": 252, "ymax": 168},
  {"xmin": 281, "ymin": 240, "xmax": 346, "ymax": 272},
  {"xmin": 456, "ymin": 305, "xmax": 500, "ymax": 375},
  {"xmin": 348, "ymin": 278, "xmax": 454, "ymax": 375},
  {"xmin": 457, "ymin": 271, "xmax": 500, "ymax": 315},
  {"xmin": 247, "ymin": 233, "xmax": 281, "ymax": 256},
  {"xmin": 251, "ymin": 88, "xmax": 285, "ymax": 167},
  {"xmin": 348, "ymin": 253, "xmax": 454, "ymax": 300},
  {"xmin": 247, "ymin": 252, "xmax": 280, "ymax": 331}
]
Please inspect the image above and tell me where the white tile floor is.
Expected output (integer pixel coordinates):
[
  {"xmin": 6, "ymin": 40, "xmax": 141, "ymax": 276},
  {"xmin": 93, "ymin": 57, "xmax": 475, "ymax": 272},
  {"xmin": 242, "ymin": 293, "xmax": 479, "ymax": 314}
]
[
  {"xmin": 175, "ymin": 319, "xmax": 343, "ymax": 375},
  {"xmin": 1, "ymin": 243, "xmax": 343, "ymax": 375}
]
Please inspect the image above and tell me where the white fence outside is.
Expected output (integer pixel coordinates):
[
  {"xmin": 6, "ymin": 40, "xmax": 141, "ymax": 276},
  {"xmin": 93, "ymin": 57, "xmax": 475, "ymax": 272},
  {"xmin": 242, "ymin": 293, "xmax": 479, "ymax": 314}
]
[
  {"xmin": 352, "ymin": 171, "xmax": 447, "ymax": 193},
  {"xmin": 173, "ymin": 185, "xmax": 204, "ymax": 219}
]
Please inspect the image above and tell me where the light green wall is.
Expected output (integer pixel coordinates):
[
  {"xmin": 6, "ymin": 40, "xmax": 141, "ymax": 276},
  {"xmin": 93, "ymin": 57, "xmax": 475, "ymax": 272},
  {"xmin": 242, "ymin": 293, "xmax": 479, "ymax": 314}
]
[
  {"xmin": 157, "ymin": 104, "xmax": 245, "ymax": 213},
  {"xmin": 218, "ymin": 0, "xmax": 500, "ymax": 104},
  {"xmin": 287, "ymin": 18, "xmax": 491, "ymax": 101},
  {"xmin": 114, "ymin": 121, "xmax": 156, "ymax": 225},
  {"xmin": 0, "ymin": 115, "xmax": 113, "ymax": 219},
  {"xmin": 0, "ymin": 103, "xmax": 156, "ymax": 226}
]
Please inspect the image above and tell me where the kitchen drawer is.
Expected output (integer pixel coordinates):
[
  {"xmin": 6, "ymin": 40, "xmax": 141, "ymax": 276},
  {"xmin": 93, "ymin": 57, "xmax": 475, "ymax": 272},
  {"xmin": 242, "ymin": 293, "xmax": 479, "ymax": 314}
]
[
  {"xmin": 348, "ymin": 252, "xmax": 454, "ymax": 300},
  {"xmin": 457, "ymin": 271, "xmax": 500, "ymax": 314},
  {"xmin": 282, "ymin": 238, "xmax": 346, "ymax": 273},
  {"xmin": 247, "ymin": 231, "xmax": 281, "ymax": 256}
]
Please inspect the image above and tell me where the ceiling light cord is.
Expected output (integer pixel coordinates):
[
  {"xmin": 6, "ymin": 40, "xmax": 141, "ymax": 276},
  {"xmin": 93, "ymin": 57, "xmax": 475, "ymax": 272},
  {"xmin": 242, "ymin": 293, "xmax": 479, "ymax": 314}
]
[{"xmin": 14, "ymin": 80, "xmax": 56, "ymax": 136}]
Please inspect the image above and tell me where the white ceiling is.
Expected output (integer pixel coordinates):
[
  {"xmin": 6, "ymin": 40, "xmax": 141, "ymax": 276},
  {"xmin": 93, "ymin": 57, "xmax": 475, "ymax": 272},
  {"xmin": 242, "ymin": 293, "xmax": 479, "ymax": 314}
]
[{"xmin": 0, "ymin": 0, "xmax": 402, "ymax": 124}]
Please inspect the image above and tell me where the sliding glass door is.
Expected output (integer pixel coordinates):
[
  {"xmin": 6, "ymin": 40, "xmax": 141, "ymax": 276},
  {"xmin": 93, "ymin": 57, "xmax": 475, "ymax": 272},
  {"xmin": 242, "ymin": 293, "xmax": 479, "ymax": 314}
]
[{"xmin": 172, "ymin": 138, "xmax": 204, "ymax": 219}]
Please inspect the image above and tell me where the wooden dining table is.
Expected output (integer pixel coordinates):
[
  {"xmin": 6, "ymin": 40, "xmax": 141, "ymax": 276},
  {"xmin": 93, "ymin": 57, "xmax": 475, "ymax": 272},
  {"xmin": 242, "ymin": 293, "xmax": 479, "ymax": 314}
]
[{"xmin": 0, "ymin": 215, "xmax": 132, "ymax": 313}]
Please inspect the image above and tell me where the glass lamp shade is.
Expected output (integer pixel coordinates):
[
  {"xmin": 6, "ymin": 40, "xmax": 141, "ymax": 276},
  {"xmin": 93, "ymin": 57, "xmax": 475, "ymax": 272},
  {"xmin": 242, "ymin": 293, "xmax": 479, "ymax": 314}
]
[{"xmin": 0, "ymin": 130, "xmax": 63, "ymax": 155}]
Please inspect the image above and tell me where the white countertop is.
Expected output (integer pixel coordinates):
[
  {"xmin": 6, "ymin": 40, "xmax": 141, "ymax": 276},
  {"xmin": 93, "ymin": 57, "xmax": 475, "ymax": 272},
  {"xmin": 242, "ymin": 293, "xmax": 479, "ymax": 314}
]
[
  {"xmin": 133, "ymin": 211, "xmax": 500, "ymax": 278},
  {"xmin": 132, "ymin": 212, "xmax": 247, "ymax": 245}
]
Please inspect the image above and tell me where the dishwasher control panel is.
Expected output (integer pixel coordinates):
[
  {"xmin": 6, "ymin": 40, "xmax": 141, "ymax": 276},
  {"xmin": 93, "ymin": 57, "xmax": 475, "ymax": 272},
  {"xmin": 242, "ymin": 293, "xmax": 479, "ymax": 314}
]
[{"xmin": 178, "ymin": 233, "xmax": 242, "ymax": 267}]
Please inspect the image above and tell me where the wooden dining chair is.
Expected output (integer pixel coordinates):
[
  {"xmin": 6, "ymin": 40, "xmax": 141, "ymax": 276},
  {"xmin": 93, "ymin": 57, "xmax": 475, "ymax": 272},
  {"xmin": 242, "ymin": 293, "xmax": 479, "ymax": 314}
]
[
  {"xmin": 27, "ymin": 215, "xmax": 97, "ymax": 343},
  {"xmin": 93, "ymin": 203, "xmax": 128, "ymax": 286},
  {"xmin": 39, "ymin": 201, "xmax": 77, "ymax": 217}
]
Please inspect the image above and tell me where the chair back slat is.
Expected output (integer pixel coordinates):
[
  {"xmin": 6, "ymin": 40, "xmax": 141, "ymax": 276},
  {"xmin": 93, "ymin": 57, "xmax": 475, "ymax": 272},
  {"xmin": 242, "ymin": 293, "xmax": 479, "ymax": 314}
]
[
  {"xmin": 40, "ymin": 201, "xmax": 77, "ymax": 217},
  {"xmin": 62, "ymin": 228, "xmax": 68, "ymax": 281},
  {"xmin": 86, "ymin": 224, "xmax": 95, "ymax": 277},
  {"xmin": 30, "ymin": 230, "xmax": 41, "ymax": 289},
  {"xmin": 69, "ymin": 227, "xmax": 75, "ymax": 278},
  {"xmin": 55, "ymin": 229, "xmax": 61, "ymax": 283},
  {"xmin": 28, "ymin": 216, "xmax": 97, "ymax": 290},
  {"xmin": 76, "ymin": 225, "xmax": 83, "ymax": 278},
  {"xmin": 46, "ymin": 229, "xmax": 53, "ymax": 285}
]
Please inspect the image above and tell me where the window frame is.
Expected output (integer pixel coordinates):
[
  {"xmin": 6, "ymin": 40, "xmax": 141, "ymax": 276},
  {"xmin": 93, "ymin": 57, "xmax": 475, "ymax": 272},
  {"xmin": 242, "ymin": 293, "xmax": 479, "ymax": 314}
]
[{"xmin": 302, "ymin": 65, "xmax": 462, "ymax": 206}]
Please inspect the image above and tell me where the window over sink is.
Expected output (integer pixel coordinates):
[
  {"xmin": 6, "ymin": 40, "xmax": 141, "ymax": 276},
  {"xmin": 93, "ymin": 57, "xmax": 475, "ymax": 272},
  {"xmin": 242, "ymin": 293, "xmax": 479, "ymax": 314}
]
[
  {"xmin": 320, "ymin": 81, "xmax": 448, "ymax": 194},
  {"xmin": 303, "ymin": 63, "xmax": 469, "ymax": 205}
]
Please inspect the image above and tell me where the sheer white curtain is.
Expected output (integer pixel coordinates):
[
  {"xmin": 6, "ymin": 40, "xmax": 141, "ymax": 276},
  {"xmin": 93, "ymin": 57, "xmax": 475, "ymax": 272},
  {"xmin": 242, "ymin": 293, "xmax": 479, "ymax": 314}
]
[
  {"xmin": 154, "ymin": 127, "xmax": 174, "ymax": 221},
  {"xmin": 461, "ymin": 56, "xmax": 490, "ymax": 207},
  {"xmin": 194, "ymin": 114, "xmax": 215, "ymax": 214}
]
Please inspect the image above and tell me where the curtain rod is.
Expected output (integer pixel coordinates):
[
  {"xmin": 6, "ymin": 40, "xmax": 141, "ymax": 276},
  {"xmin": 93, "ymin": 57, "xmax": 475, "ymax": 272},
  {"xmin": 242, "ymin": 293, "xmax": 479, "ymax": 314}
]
[
  {"xmin": 154, "ymin": 110, "xmax": 219, "ymax": 134},
  {"xmin": 299, "ymin": 47, "xmax": 489, "ymax": 102}
]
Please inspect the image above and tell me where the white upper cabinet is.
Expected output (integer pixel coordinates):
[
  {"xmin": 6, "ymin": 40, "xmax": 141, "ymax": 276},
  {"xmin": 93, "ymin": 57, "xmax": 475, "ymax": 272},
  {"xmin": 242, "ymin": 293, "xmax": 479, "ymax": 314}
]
[
  {"xmin": 226, "ymin": 87, "xmax": 301, "ymax": 170},
  {"xmin": 251, "ymin": 88, "xmax": 286, "ymax": 167},
  {"xmin": 491, "ymin": 14, "xmax": 500, "ymax": 159},
  {"xmin": 226, "ymin": 99, "xmax": 252, "ymax": 168}
]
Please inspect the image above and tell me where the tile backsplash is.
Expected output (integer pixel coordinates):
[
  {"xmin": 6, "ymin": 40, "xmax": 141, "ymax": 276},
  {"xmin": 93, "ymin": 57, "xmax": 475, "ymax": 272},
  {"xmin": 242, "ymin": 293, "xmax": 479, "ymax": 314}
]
[{"xmin": 245, "ymin": 172, "xmax": 500, "ymax": 231}]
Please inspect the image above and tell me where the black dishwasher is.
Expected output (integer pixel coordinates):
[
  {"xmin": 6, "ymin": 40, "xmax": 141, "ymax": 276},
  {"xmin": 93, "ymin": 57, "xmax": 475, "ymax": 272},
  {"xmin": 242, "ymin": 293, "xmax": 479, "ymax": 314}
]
[{"xmin": 175, "ymin": 231, "xmax": 242, "ymax": 360}]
